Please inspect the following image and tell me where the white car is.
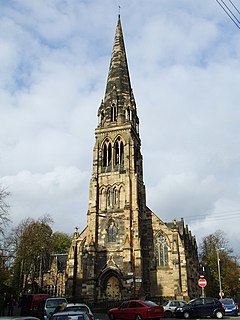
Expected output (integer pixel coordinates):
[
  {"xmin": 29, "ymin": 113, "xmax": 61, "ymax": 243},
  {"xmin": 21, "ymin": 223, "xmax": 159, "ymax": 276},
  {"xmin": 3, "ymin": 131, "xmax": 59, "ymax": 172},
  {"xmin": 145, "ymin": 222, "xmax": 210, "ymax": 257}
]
[
  {"xmin": 64, "ymin": 303, "xmax": 94, "ymax": 320},
  {"xmin": 51, "ymin": 310, "xmax": 90, "ymax": 320},
  {"xmin": 163, "ymin": 300, "xmax": 187, "ymax": 317}
]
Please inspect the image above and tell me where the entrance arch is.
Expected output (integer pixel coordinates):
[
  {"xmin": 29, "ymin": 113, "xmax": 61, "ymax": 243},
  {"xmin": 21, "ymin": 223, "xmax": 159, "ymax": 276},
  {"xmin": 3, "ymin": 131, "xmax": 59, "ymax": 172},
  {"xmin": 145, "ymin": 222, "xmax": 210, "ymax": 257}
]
[
  {"xmin": 98, "ymin": 268, "xmax": 123, "ymax": 301},
  {"xmin": 106, "ymin": 275, "xmax": 121, "ymax": 299}
]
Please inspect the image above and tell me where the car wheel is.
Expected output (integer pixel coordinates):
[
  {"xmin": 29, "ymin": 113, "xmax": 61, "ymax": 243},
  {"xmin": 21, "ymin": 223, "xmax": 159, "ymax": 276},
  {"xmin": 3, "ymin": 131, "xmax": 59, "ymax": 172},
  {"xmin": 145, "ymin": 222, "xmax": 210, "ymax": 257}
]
[
  {"xmin": 135, "ymin": 314, "xmax": 142, "ymax": 320},
  {"xmin": 108, "ymin": 313, "xmax": 115, "ymax": 320},
  {"xmin": 183, "ymin": 311, "xmax": 190, "ymax": 319},
  {"xmin": 164, "ymin": 310, "xmax": 173, "ymax": 318},
  {"xmin": 215, "ymin": 311, "xmax": 223, "ymax": 319}
]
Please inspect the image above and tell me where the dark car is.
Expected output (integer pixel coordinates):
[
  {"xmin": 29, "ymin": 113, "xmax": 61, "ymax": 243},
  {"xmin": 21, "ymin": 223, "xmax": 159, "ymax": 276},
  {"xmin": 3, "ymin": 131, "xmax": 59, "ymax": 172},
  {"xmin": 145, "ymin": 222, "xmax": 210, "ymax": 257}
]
[
  {"xmin": 175, "ymin": 297, "xmax": 224, "ymax": 319},
  {"xmin": 219, "ymin": 298, "xmax": 238, "ymax": 316},
  {"xmin": 108, "ymin": 300, "xmax": 164, "ymax": 320}
]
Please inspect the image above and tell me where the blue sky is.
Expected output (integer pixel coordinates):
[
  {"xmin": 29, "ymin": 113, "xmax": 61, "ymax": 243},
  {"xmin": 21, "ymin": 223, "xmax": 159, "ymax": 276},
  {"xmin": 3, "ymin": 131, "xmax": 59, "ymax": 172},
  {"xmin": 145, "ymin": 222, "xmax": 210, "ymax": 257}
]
[{"xmin": 1, "ymin": 0, "xmax": 240, "ymax": 256}]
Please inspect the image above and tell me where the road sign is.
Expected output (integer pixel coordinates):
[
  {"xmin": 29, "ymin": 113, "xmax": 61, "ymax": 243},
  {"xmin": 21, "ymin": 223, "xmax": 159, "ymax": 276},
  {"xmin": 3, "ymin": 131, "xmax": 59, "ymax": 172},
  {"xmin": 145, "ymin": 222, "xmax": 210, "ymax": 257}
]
[
  {"xmin": 198, "ymin": 278, "xmax": 207, "ymax": 287},
  {"xmin": 219, "ymin": 291, "xmax": 224, "ymax": 298}
]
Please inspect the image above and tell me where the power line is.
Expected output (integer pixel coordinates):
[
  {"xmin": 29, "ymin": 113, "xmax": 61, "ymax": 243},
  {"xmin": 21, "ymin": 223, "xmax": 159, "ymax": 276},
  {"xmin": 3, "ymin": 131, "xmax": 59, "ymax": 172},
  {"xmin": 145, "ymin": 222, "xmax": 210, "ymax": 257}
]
[
  {"xmin": 228, "ymin": 0, "xmax": 240, "ymax": 15},
  {"xmin": 169, "ymin": 209, "xmax": 240, "ymax": 224},
  {"xmin": 215, "ymin": 0, "xmax": 240, "ymax": 29}
]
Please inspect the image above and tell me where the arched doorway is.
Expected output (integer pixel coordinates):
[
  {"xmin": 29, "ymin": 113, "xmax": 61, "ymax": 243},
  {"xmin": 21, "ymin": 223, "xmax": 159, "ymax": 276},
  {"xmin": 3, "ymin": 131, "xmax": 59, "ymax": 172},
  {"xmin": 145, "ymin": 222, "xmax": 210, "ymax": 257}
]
[{"xmin": 105, "ymin": 275, "xmax": 121, "ymax": 300}]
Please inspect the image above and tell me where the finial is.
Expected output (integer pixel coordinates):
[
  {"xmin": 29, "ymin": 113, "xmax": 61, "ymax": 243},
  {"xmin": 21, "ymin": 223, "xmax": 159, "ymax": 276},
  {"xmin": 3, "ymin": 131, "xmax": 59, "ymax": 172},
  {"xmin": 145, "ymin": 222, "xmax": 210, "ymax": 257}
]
[{"xmin": 118, "ymin": 5, "xmax": 121, "ymax": 15}]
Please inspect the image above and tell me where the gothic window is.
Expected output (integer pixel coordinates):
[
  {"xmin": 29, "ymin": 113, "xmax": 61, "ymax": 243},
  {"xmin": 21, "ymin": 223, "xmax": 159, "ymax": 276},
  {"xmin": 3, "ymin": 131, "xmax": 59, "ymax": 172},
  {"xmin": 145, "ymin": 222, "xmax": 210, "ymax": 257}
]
[
  {"xmin": 103, "ymin": 144, "xmax": 107, "ymax": 167},
  {"xmin": 111, "ymin": 103, "xmax": 117, "ymax": 121},
  {"xmin": 108, "ymin": 220, "xmax": 117, "ymax": 242},
  {"xmin": 114, "ymin": 138, "xmax": 124, "ymax": 167},
  {"xmin": 155, "ymin": 233, "xmax": 169, "ymax": 267},
  {"xmin": 113, "ymin": 188, "xmax": 117, "ymax": 206},
  {"xmin": 120, "ymin": 141, "xmax": 124, "ymax": 165},
  {"xmin": 115, "ymin": 140, "xmax": 119, "ymax": 165},
  {"xmin": 125, "ymin": 106, "xmax": 132, "ymax": 120},
  {"xmin": 103, "ymin": 140, "xmax": 112, "ymax": 168}
]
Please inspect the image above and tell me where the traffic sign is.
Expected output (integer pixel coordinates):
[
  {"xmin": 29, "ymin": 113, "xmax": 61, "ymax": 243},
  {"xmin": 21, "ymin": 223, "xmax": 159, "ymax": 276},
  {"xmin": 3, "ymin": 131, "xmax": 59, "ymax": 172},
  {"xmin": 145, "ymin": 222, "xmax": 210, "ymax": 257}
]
[{"xmin": 198, "ymin": 278, "xmax": 207, "ymax": 287}]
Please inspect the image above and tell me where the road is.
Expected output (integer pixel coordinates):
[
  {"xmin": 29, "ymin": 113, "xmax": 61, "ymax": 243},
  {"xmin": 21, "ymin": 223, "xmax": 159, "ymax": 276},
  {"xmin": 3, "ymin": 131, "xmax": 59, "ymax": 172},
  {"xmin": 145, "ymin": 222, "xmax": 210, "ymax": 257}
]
[{"xmin": 94, "ymin": 314, "xmax": 240, "ymax": 320}]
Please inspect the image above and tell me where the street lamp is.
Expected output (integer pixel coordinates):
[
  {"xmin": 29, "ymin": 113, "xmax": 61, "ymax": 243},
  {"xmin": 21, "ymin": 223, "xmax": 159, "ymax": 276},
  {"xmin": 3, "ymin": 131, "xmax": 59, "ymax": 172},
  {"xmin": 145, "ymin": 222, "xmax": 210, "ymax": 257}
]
[{"xmin": 217, "ymin": 248, "xmax": 224, "ymax": 299}]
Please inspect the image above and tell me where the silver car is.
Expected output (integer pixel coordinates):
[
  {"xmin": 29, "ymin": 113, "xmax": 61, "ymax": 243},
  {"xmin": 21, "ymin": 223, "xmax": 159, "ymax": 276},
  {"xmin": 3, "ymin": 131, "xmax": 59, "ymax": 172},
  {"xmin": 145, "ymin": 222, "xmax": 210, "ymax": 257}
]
[
  {"xmin": 163, "ymin": 300, "xmax": 187, "ymax": 317},
  {"xmin": 51, "ymin": 310, "xmax": 91, "ymax": 320},
  {"xmin": 64, "ymin": 303, "xmax": 94, "ymax": 320}
]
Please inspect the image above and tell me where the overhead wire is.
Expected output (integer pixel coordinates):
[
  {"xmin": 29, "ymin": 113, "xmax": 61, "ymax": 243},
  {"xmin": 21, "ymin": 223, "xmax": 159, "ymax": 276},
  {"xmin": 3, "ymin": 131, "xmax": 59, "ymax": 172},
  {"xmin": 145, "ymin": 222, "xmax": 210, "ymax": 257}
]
[
  {"xmin": 169, "ymin": 209, "xmax": 240, "ymax": 225},
  {"xmin": 215, "ymin": 0, "xmax": 240, "ymax": 29},
  {"xmin": 228, "ymin": 0, "xmax": 240, "ymax": 15}
]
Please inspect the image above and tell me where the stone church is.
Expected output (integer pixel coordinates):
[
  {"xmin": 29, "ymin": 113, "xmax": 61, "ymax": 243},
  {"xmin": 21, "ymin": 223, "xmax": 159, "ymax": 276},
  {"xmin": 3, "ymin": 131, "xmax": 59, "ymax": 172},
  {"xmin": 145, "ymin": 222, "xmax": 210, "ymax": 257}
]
[{"xmin": 66, "ymin": 15, "xmax": 200, "ymax": 303}]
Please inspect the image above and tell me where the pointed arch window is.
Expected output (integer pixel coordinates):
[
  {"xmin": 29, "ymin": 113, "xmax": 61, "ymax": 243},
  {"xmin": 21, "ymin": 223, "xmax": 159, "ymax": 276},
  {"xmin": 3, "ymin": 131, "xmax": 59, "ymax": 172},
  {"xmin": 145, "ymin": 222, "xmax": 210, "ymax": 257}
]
[
  {"xmin": 120, "ymin": 141, "xmax": 124, "ymax": 165},
  {"xmin": 113, "ymin": 188, "xmax": 117, "ymax": 206},
  {"xmin": 125, "ymin": 106, "xmax": 132, "ymax": 121},
  {"xmin": 155, "ymin": 234, "xmax": 169, "ymax": 267},
  {"xmin": 114, "ymin": 138, "xmax": 124, "ymax": 167},
  {"xmin": 103, "ymin": 140, "xmax": 112, "ymax": 168},
  {"xmin": 111, "ymin": 103, "xmax": 117, "ymax": 122},
  {"xmin": 108, "ymin": 220, "xmax": 117, "ymax": 242}
]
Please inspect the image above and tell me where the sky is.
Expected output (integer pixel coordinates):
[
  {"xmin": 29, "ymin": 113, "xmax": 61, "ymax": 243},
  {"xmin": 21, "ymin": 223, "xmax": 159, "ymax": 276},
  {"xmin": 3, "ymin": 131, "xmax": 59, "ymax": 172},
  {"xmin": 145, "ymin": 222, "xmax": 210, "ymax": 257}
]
[{"xmin": 1, "ymin": 0, "xmax": 240, "ymax": 256}]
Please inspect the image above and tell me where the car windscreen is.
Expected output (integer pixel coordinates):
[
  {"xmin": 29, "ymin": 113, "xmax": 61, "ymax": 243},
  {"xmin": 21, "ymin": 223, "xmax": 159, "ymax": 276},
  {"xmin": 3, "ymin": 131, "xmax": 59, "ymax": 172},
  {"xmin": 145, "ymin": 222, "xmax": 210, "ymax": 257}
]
[
  {"xmin": 65, "ymin": 306, "xmax": 89, "ymax": 313},
  {"xmin": 46, "ymin": 299, "xmax": 67, "ymax": 307},
  {"xmin": 220, "ymin": 299, "xmax": 234, "ymax": 304},
  {"xmin": 143, "ymin": 301, "xmax": 158, "ymax": 307}
]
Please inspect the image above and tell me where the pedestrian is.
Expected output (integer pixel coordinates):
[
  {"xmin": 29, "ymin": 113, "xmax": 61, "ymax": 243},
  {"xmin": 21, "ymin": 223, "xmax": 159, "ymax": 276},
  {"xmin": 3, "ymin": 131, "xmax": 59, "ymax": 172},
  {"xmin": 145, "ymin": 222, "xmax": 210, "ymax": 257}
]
[
  {"xmin": 7, "ymin": 294, "xmax": 15, "ymax": 316},
  {"xmin": 0, "ymin": 294, "xmax": 4, "ymax": 316}
]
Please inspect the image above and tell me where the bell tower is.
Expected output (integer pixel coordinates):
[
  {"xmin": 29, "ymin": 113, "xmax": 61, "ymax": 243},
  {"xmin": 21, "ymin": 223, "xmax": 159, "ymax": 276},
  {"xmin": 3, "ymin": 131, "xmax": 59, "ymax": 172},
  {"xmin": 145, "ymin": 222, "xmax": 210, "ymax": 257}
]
[{"xmin": 86, "ymin": 14, "xmax": 148, "ymax": 299}]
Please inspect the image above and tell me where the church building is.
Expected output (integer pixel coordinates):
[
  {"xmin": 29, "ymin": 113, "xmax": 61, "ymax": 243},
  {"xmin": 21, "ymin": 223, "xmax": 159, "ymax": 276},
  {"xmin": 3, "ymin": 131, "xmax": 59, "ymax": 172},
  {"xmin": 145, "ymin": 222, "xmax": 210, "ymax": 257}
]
[{"xmin": 66, "ymin": 15, "xmax": 200, "ymax": 303}]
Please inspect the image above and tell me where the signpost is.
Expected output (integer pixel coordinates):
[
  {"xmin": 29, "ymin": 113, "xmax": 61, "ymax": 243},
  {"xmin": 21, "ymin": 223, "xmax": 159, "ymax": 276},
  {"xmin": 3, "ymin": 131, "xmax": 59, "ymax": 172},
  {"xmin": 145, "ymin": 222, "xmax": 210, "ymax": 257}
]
[
  {"xmin": 198, "ymin": 278, "xmax": 207, "ymax": 287},
  {"xmin": 198, "ymin": 277, "xmax": 207, "ymax": 297}
]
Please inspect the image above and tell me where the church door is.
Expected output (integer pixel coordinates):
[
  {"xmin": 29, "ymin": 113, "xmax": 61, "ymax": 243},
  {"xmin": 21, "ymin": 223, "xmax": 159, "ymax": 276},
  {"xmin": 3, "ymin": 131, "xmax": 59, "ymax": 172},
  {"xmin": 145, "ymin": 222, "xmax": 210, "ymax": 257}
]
[{"xmin": 105, "ymin": 276, "xmax": 121, "ymax": 300}]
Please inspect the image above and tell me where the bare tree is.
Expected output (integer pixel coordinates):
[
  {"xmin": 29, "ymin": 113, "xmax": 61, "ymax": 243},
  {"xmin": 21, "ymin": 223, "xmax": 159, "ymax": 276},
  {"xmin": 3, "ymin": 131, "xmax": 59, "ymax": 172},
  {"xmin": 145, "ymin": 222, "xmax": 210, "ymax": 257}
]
[{"xmin": 0, "ymin": 186, "xmax": 10, "ymax": 236}]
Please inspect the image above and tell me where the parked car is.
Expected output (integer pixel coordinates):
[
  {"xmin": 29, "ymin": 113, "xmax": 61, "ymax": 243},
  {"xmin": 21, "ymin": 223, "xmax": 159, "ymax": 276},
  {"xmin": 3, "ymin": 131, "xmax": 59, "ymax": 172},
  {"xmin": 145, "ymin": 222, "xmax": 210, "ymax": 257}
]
[
  {"xmin": 163, "ymin": 300, "xmax": 187, "ymax": 317},
  {"xmin": 175, "ymin": 297, "xmax": 225, "ymax": 319},
  {"xmin": 19, "ymin": 294, "xmax": 50, "ymax": 316},
  {"xmin": 36, "ymin": 297, "xmax": 68, "ymax": 320},
  {"xmin": 108, "ymin": 299, "xmax": 164, "ymax": 320},
  {"xmin": 219, "ymin": 298, "xmax": 238, "ymax": 316},
  {"xmin": 64, "ymin": 303, "xmax": 94, "ymax": 320},
  {"xmin": 51, "ymin": 310, "xmax": 91, "ymax": 320}
]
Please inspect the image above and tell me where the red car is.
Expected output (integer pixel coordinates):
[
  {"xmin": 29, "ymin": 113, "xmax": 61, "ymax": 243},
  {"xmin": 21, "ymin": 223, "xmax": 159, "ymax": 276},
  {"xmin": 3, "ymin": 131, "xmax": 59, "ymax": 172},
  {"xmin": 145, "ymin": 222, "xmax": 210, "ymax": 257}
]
[{"xmin": 108, "ymin": 300, "xmax": 164, "ymax": 320}]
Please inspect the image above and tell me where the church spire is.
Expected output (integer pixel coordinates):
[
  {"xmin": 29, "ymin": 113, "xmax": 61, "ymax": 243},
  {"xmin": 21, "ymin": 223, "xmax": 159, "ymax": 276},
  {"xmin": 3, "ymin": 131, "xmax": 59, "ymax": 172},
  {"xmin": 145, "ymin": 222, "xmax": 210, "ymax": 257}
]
[
  {"xmin": 104, "ymin": 15, "xmax": 132, "ymax": 105},
  {"xmin": 98, "ymin": 15, "xmax": 139, "ymax": 131}
]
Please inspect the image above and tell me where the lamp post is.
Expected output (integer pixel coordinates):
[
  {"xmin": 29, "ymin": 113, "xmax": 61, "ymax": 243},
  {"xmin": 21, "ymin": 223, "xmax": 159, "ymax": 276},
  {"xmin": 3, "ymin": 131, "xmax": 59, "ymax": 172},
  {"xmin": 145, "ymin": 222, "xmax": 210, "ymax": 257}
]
[{"xmin": 217, "ymin": 249, "xmax": 224, "ymax": 299}]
